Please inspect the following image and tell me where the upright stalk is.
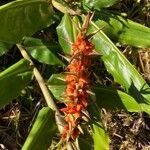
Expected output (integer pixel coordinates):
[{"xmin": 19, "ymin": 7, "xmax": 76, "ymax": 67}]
[{"xmin": 16, "ymin": 44, "xmax": 75, "ymax": 149}]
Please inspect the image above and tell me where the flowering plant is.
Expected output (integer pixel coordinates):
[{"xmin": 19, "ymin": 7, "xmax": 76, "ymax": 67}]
[{"xmin": 0, "ymin": 0, "xmax": 150, "ymax": 149}]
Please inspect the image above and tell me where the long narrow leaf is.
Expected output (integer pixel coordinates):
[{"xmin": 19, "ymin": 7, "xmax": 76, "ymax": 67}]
[
  {"xmin": 23, "ymin": 37, "xmax": 64, "ymax": 66},
  {"xmin": 0, "ymin": 59, "xmax": 31, "ymax": 79},
  {"xmin": 93, "ymin": 87, "xmax": 141, "ymax": 112},
  {"xmin": 95, "ymin": 11, "xmax": 150, "ymax": 48},
  {"xmin": 90, "ymin": 22, "xmax": 150, "ymax": 106},
  {"xmin": 0, "ymin": 59, "xmax": 32, "ymax": 108},
  {"xmin": 57, "ymin": 14, "xmax": 79, "ymax": 55},
  {"xmin": 88, "ymin": 104, "xmax": 109, "ymax": 150},
  {"xmin": 22, "ymin": 107, "xmax": 57, "ymax": 150}
]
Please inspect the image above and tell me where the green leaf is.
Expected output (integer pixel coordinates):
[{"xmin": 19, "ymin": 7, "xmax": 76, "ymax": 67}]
[
  {"xmin": 0, "ymin": 59, "xmax": 31, "ymax": 79},
  {"xmin": 90, "ymin": 21, "xmax": 150, "ymax": 105},
  {"xmin": 83, "ymin": 0, "xmax": 118, "ymax": 10},
  {"xmin": 140, "ymin": 103, "xmax": 150, "ymax": 115},
  {"xmin": 22, "ymin": 107, "xmax": 57, "ymax": 150},
  {"xmin": 92, "ymin": 121, "xmax": 109, "ymax": 150},
  {"xmin": 89, "ymin": 104, "xmax": 109, "ymax": 150},
  {"xmin": 23, "ymin": 37, "xmax": 64, "ymax": 66},
  {"xmin": 93, "ymin": 87, "xmax": 141, "ymax": 112},
  {"xmin": 94, "ymin": 86, "xmax": 150, "ymax": 115},
  {"xmin": 95, "ymin": 11, "xmax": 150, "ymax": 48},
  {"xmin": 48, "ymin": 73, "xmax": 66, "ymax": 101},
  {"xmin": 0, "ymin": 59, "xmax": 32, "ymax": 108},
  {"xmin": 0, "ymin": 0, "xmax": 54, "ymax": 43},
  {"xmin": 57, "ymin": 14, "xmax": 79, "ymax": 55},
  {"xmin": 0, "ymin": 42, "xmax": 12, "ymax": 56}
]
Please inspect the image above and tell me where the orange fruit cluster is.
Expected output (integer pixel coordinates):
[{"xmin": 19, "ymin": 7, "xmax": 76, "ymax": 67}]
[{"xmin": 60, "ymin": 33, "xmax": 95, "ymax": 140}]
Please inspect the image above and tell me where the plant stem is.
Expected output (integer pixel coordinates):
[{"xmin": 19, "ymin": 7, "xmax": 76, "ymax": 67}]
[{"xmin": 16, "ymin": 44, "xmax": 65, "ymax": 130}]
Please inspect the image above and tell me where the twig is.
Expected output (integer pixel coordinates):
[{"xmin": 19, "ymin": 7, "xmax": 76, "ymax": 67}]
[
  {"xmin": 16, "ymin": 44, "xmax": 66, "ymax": 133},
  {"xmin": 16, "ymin": 44, "xmax": 57, "ymax": 110}
]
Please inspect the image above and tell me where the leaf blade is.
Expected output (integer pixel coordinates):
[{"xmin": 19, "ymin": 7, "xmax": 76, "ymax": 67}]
[
  {"xmin": 93, "ymin": 86, "xmax": 141, "ymax": 112},
  {"xmin": 23, "ymin": 37, "xmax": 64, "ymax": 66},
  {"xmin": 0, "ymin": 0, "xmax": 54, "ymax": 43},
  {"xmin": 0, "ymin": 59, "xmax": 32, "ymax": 108},
  {"xmin": 57, "ymin": 14, "xmax": 79, "ymax": 55},
  {"xmin": 22, "ymin": 107, "xmax": 57, "ymax": 150},
  {"xmin": 89, "ymin": 104, "xmax": 109, "ymax": 150},
  {"xmin": 95, "ymin": 11, "xmax": 150, "ymax": 48},
  {"xmin": 90, "ymin": 21, "xmax": 150, "ymax": 105}
]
